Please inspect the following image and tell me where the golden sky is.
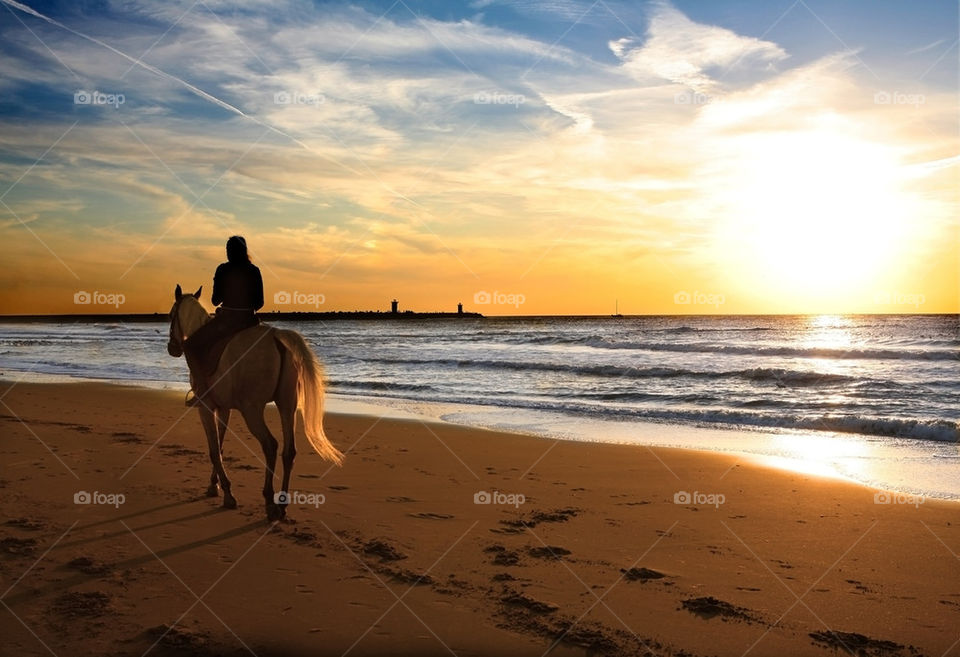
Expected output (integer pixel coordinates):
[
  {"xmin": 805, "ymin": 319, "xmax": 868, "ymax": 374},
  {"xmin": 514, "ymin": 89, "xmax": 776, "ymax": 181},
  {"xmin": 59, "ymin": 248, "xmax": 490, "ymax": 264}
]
[{"xmin": 0, "ymin": 0, "xmax": 957, "ymax": 315}]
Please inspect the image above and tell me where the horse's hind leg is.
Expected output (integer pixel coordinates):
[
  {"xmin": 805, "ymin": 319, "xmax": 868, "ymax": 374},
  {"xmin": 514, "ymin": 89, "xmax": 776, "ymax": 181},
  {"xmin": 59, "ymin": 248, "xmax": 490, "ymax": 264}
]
[
  {"xmin": 275, "ymin": 352, "xmax": 298, "ymax": 519},
  {"xmin": 207, "ymin": 408, "xmax": 231, "ymax": 497},
  {"xmin": 276, "ymin": 408, "xmax": 296, "ymax": 520},
  {"xmin": 199, "ymin": 407, "xmax": 235, "ymax": 508},
  {"xmin": 240, "ymin": 406, "xmax": 281, "ymax": 521}
]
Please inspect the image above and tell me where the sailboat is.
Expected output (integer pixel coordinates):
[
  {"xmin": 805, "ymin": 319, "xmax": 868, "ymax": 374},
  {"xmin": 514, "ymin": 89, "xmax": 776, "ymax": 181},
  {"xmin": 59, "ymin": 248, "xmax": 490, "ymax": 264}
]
[{"xmin": 612, "ymin": 299, "xmax": 623, "ymax": 318}]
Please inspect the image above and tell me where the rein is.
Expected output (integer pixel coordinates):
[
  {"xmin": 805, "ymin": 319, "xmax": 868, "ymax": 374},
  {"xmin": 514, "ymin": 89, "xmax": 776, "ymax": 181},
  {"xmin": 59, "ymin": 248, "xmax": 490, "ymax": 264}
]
[{"xmin": 168, "ymin": 299, "xmax": 186, "ymax": 356}]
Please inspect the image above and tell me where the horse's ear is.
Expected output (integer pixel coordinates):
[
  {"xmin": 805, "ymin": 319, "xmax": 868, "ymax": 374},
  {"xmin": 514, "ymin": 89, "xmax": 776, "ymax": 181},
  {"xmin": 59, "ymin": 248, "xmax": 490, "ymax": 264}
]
[
  {"xmin": 175, "ymin": 284, "xmax": 182, "ymax": 300},
  {"xmin": 193, "ymin": 286, "xmax": 202, "ymax": 299}
]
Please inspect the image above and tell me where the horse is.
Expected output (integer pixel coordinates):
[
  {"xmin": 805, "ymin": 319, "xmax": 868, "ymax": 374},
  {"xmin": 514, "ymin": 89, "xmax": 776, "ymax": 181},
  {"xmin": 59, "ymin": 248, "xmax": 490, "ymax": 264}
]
[{"xmin": 166, "ymin": 284, "xmax": 343, "ymax": 520}]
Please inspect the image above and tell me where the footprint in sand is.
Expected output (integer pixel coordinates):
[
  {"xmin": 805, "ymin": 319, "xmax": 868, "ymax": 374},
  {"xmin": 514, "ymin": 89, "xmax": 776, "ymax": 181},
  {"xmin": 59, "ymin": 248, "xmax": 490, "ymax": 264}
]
[
  {"xmin": 845, "ymin": 579, "xmax": 872, "ymax": 593},
  {"xmin": 142, "ymin": 624, "xmax": 209, "ymax": 652},
  {"xmin": 0, "ymin": 536, "xmax": 38, "ymax": 556},
  {"xmin": 362, "ymin": 539, "xmax": 406, "ymax": 562},
  {"xmin": 5, "ymin": 518, "xmax": 45, "ymax": 531},
  {"xmin": 498, "ymin": 508, "xmax": 579, "ymax": 532},
  {"xmin": 500, "ymin": 589, "xmax": 558, "ymax": 614},
  {"xmin": 681, "ymin": 596, "xmax": 758, "ymax": 623},
  {"xmin": 808, "ymin": 630, "xmax": 912, "ymax": 656},
  {"xmin": 527, "ymin": 545, "xmax": 571, "ymax": 560},
  {"xmin": 485, "ymin": 545, "xmax": 521, "ymax": 566},
  {"xmin": 287, "ymin": 529, "xmax": 319, "ymax": 545},
  {"xmin": 51, "ymin": 591, "xmax": 112, "ymax": 618},
  {"xmin": 384, "ymin": 567, "xmax": 434, "ymax": 586},
  {"xmin": 620, "ymin": 567, "xmax": 667, "ymax": 582},
  {"xmin": 408, "ymin": 512, "xmax": 454, "ymax": 520},
  {"xmin": 67, "ymin": 556, "xmax": 112, "ymax": 575}
]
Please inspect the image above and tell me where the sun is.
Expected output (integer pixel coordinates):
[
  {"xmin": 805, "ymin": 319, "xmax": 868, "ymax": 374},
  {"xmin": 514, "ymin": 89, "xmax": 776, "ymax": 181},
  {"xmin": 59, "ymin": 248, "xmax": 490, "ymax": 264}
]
[{"xmin": 712, "ymin": 125, "xmax": 913, "ymax": 302}]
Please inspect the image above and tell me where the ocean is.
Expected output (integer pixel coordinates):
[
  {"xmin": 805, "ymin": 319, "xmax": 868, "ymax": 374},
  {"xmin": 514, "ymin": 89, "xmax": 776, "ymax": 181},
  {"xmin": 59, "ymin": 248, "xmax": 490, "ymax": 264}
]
[{"xmin": 2, "ymin": 314, "xmax": 958, "ymax": 497}]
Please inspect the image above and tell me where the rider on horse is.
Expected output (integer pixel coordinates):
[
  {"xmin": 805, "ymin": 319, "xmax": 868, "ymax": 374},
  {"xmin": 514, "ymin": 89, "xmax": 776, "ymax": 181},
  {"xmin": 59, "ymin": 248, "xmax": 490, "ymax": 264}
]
[{"xmin": 183, "ymin": 235, "xmax": 263, "ymax": 406}]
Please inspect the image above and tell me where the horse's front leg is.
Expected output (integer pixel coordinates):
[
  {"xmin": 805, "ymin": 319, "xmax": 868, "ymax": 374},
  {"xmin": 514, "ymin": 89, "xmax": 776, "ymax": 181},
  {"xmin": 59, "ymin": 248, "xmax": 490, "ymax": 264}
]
[
  {"xmin": 206, "ymin": 408, "xmax": 231, "ymax": 497},
  {"xmin": 199, "ymin": 406, "xmax": 235, "ymax": 509}
]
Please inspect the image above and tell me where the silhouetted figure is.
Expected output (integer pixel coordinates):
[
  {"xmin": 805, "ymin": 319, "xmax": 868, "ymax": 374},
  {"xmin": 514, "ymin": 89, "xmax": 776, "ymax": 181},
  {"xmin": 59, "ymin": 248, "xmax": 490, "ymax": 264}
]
[{"xmin": 183, "ymin": 236, "xmax": 263, "ymax": 406}]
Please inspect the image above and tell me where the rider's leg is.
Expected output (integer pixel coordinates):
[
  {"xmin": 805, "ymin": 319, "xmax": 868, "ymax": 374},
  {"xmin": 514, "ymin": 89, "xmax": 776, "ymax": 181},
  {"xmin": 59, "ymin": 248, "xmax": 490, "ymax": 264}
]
[
  {"xmin": 183, "ymin": 320, "xmax": 220, "ymax": 407},
  {"xmin": 182, "ymin": 312, "xmax": 255, "ymax": 407}
]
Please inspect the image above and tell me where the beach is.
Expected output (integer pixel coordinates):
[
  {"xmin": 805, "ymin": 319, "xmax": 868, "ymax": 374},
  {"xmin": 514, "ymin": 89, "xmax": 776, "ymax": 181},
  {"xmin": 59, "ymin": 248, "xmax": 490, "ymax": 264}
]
[{"xmin": 1, "ymin": 381, "xmax": 957, "ymax": 657}]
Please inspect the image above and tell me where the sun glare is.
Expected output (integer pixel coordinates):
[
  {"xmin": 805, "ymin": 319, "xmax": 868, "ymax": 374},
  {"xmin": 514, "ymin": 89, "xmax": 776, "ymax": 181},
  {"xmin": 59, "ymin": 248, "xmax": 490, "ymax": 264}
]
[
  {"xmin": 714, "ymin": 127, "xmax": 914, "ymax": 303},
  {"xmin": 754, "ymin": 432, "xmax": 871, "ymax": 481}
]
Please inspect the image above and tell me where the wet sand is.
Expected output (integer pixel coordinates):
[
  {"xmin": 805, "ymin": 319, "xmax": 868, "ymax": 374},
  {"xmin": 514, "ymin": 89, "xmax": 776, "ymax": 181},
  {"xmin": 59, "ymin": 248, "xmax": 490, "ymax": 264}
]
[{"xmin": 1, "ymin": 381, "xmax": 957, "ymax": 656}]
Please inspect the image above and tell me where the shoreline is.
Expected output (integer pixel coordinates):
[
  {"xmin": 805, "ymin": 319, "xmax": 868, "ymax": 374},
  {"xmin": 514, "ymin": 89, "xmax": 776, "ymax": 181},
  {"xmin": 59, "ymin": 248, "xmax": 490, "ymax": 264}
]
[
  {"xmin": 2, "ymin": 312, "xmax": 956, "ymax": 320},
  {"xmin": 3, "ymin": 373, "xmax": 958, "ymax": 501},
  {"xmin": 1, "ymin": 380, "xmax": 957, "ymax": 657}
]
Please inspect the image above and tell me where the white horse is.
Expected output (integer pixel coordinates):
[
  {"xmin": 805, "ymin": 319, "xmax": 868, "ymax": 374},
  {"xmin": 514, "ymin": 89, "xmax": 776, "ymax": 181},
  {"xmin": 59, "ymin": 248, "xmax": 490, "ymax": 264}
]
[{"xmin": 166, "ymin": 285, "xmax": 343, "ymax": 520}]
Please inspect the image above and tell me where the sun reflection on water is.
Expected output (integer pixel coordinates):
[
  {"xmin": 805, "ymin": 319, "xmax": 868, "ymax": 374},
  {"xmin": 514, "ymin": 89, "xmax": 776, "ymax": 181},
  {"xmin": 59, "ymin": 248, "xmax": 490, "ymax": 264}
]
[{"xmin": 751, "ymin": 432, "xmax": 872, "ymax": 481}]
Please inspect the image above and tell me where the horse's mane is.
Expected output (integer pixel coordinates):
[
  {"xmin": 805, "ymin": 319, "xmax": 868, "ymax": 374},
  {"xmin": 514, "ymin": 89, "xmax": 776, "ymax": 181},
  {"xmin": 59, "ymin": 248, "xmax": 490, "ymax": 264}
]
[{"xmin": 179, "ymin": 295, "xmax": 211, "ymax": 336}]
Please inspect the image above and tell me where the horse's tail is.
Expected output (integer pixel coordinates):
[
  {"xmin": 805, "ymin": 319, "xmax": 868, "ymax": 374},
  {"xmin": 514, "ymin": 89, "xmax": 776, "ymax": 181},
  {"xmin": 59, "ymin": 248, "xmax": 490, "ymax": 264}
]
[{"xmin": 273, "ymin": 329, "xmax": 344, "ymax": 466}]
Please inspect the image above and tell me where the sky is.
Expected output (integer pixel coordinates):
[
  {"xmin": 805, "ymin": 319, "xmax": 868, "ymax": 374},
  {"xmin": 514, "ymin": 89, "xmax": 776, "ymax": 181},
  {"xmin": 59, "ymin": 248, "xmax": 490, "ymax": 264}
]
[{"xmin": 0, "ymin": 0, "xmax": 957, "ymax": 315}]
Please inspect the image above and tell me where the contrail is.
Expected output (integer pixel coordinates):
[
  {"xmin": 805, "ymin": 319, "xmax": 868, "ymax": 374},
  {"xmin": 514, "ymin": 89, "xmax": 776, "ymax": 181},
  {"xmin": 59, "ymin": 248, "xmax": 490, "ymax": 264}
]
[
  {"xmin": 2, "ymin": 0, "xmax": 429, "ymax": 208},
  {"xmin": 0, "ymin": 0, "xmax": 316, "ymax": 151}
]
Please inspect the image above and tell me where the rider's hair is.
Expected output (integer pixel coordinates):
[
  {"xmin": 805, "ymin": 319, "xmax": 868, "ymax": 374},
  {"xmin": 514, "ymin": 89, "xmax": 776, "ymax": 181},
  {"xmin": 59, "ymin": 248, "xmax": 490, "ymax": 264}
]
[{"xmin": 226, "ymin": 235, "xmax": 250, "ymax": 263}]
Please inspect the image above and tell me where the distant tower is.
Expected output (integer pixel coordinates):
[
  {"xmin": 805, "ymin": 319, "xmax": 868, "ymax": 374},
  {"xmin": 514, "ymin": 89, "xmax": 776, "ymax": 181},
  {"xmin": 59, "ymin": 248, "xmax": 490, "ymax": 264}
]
[
  {"xmin": 457, "ymin": 302, "xmax": 463, "ymax": 315},
  {"xmin": 391, "ymin": 299, "xmax": 398, "ymax": 314}
]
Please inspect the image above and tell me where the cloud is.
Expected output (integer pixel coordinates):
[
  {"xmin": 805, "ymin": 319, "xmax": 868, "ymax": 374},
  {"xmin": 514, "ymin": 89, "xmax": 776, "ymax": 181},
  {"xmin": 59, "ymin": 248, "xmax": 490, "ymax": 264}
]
[{"xmin": 610, "ymin": 2, "xmax": 787, "ymax": 92}]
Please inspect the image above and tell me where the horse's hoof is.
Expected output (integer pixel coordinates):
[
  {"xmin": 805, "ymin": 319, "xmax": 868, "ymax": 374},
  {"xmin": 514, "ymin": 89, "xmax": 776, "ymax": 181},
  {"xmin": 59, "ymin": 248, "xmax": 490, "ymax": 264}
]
[
  {"xmin": 205, "ymin": 485, "xmax": 219, "ymax": 498},
  {"xmin": 266, "ymin": 504, "xmax": 284, "ymax": 521},
  {"xmin": 222, "ymin": 496, "xmax": 237, "ymax": 509}
]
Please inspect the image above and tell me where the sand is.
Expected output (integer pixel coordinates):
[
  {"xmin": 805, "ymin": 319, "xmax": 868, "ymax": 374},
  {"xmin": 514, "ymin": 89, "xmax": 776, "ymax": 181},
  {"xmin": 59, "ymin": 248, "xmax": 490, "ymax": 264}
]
[{"xmin": 0, "ymin": 381, "xmax": 957, "ymax": 657}]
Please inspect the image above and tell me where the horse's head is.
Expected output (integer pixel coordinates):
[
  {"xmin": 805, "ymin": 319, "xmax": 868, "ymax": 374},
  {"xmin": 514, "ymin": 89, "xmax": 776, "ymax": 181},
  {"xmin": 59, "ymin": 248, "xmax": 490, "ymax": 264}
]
[{"xmin": 167, "ymin": 284, "xmax": 203, "ymax": 357}]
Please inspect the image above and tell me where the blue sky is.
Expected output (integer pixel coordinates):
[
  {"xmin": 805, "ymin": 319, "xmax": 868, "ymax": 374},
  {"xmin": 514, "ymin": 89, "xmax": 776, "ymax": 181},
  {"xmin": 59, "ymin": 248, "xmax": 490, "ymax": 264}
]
[{"xmin": 0, "ymin": 0, "xmax": 957, "ymax": 313}]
